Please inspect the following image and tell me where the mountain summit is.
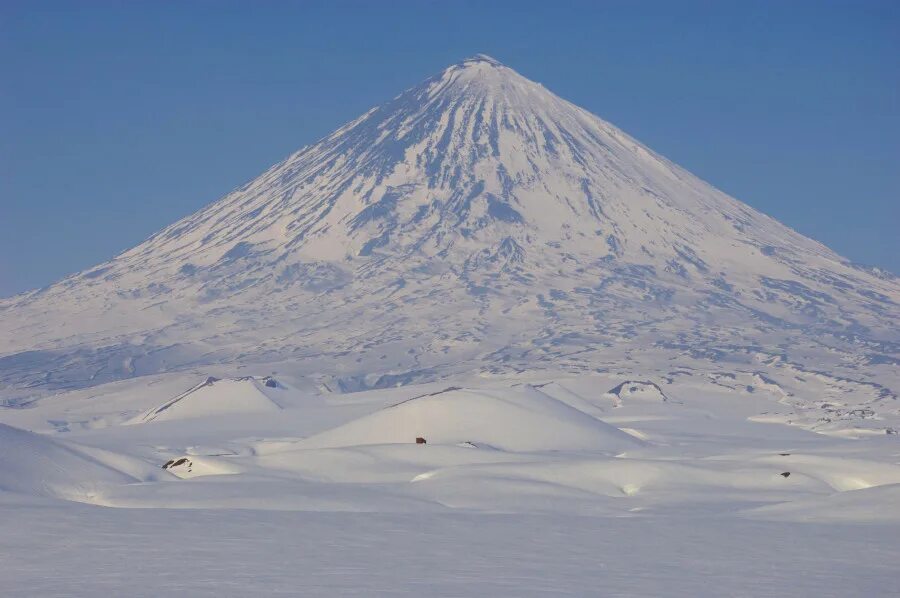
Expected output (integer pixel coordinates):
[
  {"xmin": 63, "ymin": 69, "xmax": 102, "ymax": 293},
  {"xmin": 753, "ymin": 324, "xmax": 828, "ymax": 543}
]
[{"xmin": 1, "ymin": 56, "xmax": 897, "ymax": 413}]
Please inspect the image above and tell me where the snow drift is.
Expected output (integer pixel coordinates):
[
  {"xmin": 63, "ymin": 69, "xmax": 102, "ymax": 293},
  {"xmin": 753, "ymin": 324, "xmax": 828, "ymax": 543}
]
[
  {"xmin": 127, "ymin": 376, "xmax": 282, "ymax": 425},
  {"xmin": 298, "ymin": 386, "xmax": 642, "ymax": 452},
  {"xmin": 0, "ymin": 423, "xmax": 165, "ymax": 502}
]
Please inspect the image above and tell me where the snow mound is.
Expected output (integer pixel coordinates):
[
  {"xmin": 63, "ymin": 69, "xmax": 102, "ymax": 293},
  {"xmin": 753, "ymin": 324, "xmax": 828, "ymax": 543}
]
[
  {"xmin": 127, "ymin": 376, "xmax": 282, "ymax": 425},
  {"xmin": 298, "ymin": 386, "xmax": 643, "ymax": 453},
  {"xmin": 0, "ymin": 423, "xmax": 146, "ymax": 501}
]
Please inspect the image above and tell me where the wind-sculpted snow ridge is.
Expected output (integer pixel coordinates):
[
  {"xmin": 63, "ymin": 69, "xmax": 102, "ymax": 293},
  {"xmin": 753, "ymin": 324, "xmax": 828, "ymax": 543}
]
[
  {"xmin": 0, "ymin": 55, "xmax": 897, "ymax": 433},
  {"xmin": 0, "ymin": 422, "xmax": 168, "ymax": 502}
]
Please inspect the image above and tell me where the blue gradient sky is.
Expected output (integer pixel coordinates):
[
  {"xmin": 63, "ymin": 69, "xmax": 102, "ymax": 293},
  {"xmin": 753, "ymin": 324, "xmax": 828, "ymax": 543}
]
[{"xmin": 1, "ymin": 1, "xmax": 898, "ymax": 297}]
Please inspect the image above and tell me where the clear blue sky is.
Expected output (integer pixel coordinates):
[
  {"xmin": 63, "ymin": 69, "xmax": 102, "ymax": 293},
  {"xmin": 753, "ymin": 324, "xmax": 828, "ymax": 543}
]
[{"xmin": 1, "ymin": 1, "xmax": 897, "ymax": 297}]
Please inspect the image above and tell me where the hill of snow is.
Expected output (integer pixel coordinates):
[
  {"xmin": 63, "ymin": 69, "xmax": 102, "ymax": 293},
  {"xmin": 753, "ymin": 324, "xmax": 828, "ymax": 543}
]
[
  {"xmin": 2, "ymin": 371, "xmax": 899, "ymax": 594},
  {"xmin": 0, "ymin": 422, "xmax": 165, "ymax": 502},
  {"xmin": 5, "ymin": 373, "xmax": 900, "ymax": 518},
  {"xmin": 127, "ymin": 376, "xmax": 282, "ymax": 425},
  {"xmin": 298, "ymin": 385, "xmax": 642, "ymax": 452}
]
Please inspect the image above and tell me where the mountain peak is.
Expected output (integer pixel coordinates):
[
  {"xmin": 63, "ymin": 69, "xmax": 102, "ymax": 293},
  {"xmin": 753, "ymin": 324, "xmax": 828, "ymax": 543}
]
[
  {"xmin": 434, "ymin": 53, "xmax": 530, "ymax": 93},
  {"xmin": 460, "ymin": 54, "xmax": 504, "ymax": 67},
  {"xmin": 1, "ymin": 55, "xmax": 897, "ymax": 406}
]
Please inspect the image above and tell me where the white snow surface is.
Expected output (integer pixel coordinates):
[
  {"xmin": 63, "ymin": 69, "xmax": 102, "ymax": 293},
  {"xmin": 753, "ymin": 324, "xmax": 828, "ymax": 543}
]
[
  {"xmin": 0, "ymin": 422, "xmax": 168, "ymax": 501},
  {"xmin": 1, "ymin": 55, "xmax": 899, "ymax": 595},
  {"xmin": 298, "ymin": 385, "xmax": 642, "ymax": 452},
  {"xmin": 2, "ymin": 373, "xmax": 900, "ymax": 595},
  {"xmin": 127, "ymin": 376, "xmax": 282, "ymax": 424}
]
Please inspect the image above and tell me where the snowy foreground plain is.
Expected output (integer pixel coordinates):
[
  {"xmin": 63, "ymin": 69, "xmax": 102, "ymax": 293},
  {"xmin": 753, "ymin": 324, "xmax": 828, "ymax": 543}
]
[{"xmin": 2, "ymin": 371, "xmax": 899, "ymax": 596}]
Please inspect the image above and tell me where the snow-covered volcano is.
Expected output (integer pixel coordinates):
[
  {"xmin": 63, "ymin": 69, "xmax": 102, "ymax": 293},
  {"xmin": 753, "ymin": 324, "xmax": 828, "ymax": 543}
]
[{"xmin": 1, "ymin": 55, "xmax": 897, "ymax": 410}]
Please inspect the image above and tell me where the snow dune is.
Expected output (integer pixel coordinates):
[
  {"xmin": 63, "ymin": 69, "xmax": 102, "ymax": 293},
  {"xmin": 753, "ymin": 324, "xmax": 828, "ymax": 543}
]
[
  {"xmin": 0, "ymin": 422, "xmax": 166, "ymax": 502},
  {"xmin": 297, "ymin": 385, "xmax": 643, "ymax": 453},
  {"xmin": 2, "ymin": 372, "xmax": 900, "ymax": 595},
  {"xmin": 127, "ymin": 376, "xmax": 282, "ymax": 425}
]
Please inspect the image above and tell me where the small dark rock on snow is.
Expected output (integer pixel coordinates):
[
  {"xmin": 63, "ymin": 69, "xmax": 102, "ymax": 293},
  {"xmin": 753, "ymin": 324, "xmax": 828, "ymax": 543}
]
[{"xmin": 163, "ymin": 457, "xmax": 191, "ymax": 470}]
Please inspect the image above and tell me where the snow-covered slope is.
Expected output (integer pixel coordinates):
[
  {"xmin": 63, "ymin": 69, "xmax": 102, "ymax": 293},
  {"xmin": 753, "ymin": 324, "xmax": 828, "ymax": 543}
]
[
  {"xmin": 0, "ymin": 422, "xmax": 166, "ymax": 501},
  {"xmin": 0, "ymin": 55, "xmax": 897, "ymax": 432},
  {"xmin": 126, "ymin": 376, "xmax": 282, "ymax": 425},
  {"xmin": 2, "ymin": 370, "xmax": 899, "ymax": 594},
  {"xmin": 297, "ymin": 385, "xmax": 642, "ymax": 452}
]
